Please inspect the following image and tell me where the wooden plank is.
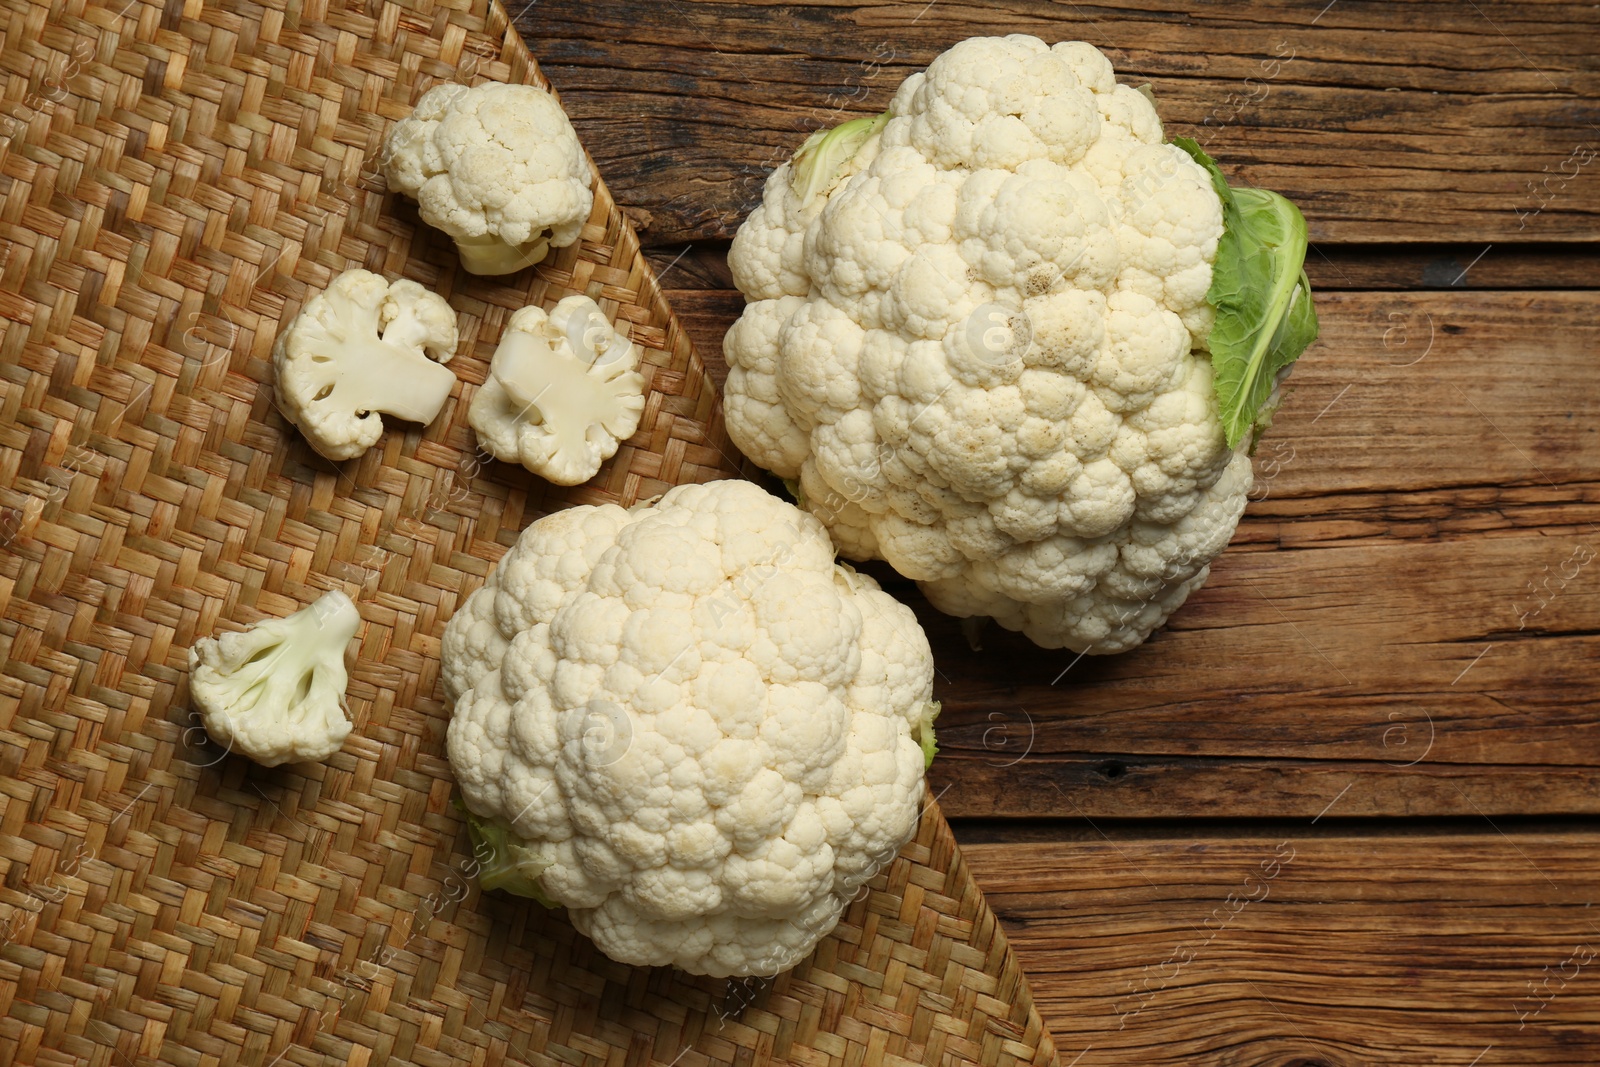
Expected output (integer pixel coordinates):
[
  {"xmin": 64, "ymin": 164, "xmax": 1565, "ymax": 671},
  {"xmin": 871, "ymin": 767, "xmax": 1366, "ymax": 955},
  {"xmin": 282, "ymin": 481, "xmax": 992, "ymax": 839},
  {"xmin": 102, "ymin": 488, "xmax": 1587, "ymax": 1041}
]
[
  {"xmin": 1202, "ymin": 290, "xmax": 1600, "ymax": 495},
  {"xmin": 961, "ymin": 832, "xmax": 1600, "ymax": 1065},
  {"xmin": 521, "ymin": 0, "xmax": 1600, "ymax": 245},
  {"xmin": 658, "ymin": 288, "xmax": 741, "ymax": 388},
  {"xmin": 919, "ymin": 525, "xmax": 1600, "ymax": 819},
  {"xmin": 645, "ymin": 286, "xmax": 1600, "ymax": 818}
]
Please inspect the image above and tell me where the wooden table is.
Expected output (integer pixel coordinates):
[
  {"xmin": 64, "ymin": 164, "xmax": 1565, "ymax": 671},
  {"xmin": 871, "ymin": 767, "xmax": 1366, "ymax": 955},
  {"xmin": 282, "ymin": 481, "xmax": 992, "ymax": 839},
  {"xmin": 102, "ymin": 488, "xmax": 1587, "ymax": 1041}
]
[{"xmin": 517, "ymin": 2, "xmax": 1600, "ymax": 1063}]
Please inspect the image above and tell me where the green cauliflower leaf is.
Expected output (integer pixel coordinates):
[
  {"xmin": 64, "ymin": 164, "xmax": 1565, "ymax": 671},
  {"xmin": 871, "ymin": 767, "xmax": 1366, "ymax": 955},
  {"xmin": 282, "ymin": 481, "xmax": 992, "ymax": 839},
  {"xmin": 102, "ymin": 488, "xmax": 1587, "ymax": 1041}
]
[
  {"xmin": 791, "ymin": 112, "xmax": 889, "ymax": 208},
  {"xmin": 916, "ymin": 701, "xmax": 940, "ymax": 769},
  {"xmin": 461, "ymin": 804, "xmax": 558, "ymax": 907},
  {"xmin": 1173, "ymin": 137, "xmax": 1319, "ymax": 452}
]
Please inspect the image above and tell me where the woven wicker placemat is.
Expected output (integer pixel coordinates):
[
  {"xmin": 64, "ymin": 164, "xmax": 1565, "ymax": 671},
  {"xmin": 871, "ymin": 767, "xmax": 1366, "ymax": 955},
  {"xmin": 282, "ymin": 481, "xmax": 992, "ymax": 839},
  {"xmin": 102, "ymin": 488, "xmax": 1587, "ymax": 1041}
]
[{"xmin": 0, "ymin": 0, "xmax": 1061, "ymax": 1064}]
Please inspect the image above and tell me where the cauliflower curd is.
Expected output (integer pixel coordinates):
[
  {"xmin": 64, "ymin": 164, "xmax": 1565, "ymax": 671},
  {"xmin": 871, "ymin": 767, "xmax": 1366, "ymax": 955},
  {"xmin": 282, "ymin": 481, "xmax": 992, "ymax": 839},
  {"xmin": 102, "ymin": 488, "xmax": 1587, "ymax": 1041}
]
[
  {"xmin": 383, "ymin": 82, "xmax": 594, "ymax": 276},
  {"xmin": 441, "ymin": 480, "xmax": 938, "ymax": 977},
  {"xmin": 723, "ymin": 36, "xmax": 1257, "ymax": 653}
]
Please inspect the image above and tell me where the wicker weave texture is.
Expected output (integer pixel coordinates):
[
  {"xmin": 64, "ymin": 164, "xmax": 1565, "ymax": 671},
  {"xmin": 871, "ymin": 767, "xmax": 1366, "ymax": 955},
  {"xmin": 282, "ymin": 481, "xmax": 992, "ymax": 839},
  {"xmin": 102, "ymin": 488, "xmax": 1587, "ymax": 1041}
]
[{"xmin": 0, "ymin": 0, "xmax": 1060, "ymax": 1063}]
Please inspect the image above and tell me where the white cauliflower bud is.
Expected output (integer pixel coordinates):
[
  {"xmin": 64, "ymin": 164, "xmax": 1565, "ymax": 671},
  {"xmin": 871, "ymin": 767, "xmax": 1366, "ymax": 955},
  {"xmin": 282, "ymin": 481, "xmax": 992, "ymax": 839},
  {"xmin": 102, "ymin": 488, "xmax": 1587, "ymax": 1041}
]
[
  {"xmin": 724, "ymin": 36, "xmax": 1252, "ymax": 653},
  {"xmin": 469, "ymin": 295, "xmax": 646, "ymax": 486},
  {"xmin": 187, "ymin": 591, "xmax": 361, "ymax": 767},
  {"xmin": 274, "ymin": 269, "xmax": 460, "ymax": 462},
  {"xmin": 383, "ymin": 82, "xmax": 594, "ymax": 276},
  {"xmin": 441, "ymin": 480, "xmax": 939, "ymax": 977}
]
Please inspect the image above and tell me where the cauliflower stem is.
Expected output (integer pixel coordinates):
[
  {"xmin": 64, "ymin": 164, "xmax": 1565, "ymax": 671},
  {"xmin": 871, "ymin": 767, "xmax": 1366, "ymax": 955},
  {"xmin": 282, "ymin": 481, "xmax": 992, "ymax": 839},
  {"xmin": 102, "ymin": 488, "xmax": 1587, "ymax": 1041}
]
[{"xmin": 452, "ymin": 231, "xmax": 553, "ymax": 277}]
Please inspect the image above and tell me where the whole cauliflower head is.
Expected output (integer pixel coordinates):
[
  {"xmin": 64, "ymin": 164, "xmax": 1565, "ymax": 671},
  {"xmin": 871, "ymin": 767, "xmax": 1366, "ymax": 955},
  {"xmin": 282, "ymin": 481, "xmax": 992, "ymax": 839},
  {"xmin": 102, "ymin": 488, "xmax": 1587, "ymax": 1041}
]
[
  {"xmin": 441, "ymin": 479, "xmax": 938, "ymax": 977},
  {"xmin": 723, "ymin": 36, "xmax": 1252, "ymax": 653},
  {"xmin": 383, "ymin": 82, "xmax": 594, "ymax": 276}
]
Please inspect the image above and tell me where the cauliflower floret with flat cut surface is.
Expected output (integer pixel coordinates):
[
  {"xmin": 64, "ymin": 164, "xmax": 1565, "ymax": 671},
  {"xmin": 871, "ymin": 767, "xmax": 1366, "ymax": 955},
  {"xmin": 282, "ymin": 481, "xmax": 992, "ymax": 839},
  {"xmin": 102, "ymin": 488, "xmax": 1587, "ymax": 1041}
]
[
  {"xmin": 383, "ymin": 82, "xmax": 594, "ymax": 276},
  {"xmin": 273, "ymin": 269, "xmax": 459, "ymax": 462},
  {"xmin": 442, "ymin": 480, "xmax": 937, "ymax": 977},
  {"xmin": 469, "ymin": 295, "xmax": 646, "ymax": 486},
  {"xmin": 723, "ymin": 35, "xmax": 1248, "ymax": 653},
  {"xmin": 187, "ymin": 590, "xmax": 361, "ymax": 767}
]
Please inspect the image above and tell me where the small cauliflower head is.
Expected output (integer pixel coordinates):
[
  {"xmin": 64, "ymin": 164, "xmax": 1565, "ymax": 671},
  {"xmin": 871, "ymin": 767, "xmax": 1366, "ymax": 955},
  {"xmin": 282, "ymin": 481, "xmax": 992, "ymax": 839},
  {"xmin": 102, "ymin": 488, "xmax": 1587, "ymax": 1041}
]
[
  {"xmin": 723, "ymin": 35, "xmax": 1252, "ymax": 653},
  {"xmin": 441, "ymin": 479, "xmax": 938, "ymax": 977},
  {"xmin": 188, "ymin": 590, "xmax": 361, "ymax": 767},
  {"xmin": 469, "ymin": 295, "xmax": 646, "ymax": 486},
  {"xmin": 274, "ymin": 269, "xmax": 459, "ymax": 462},
  {"xmin": 383, "ymin": 82, "xmax": 594, "ymax": 276}
]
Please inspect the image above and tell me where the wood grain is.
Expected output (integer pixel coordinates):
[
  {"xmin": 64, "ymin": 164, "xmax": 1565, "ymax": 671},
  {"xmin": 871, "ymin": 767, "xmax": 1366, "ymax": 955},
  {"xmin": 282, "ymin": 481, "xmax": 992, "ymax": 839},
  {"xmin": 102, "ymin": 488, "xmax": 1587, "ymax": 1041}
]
[
  {"xmin": 1301, "ymin": 244, "xmax": 1600, "ymax": 291},
  {"xmin": 962, "ymin": 832, "xmax": 1600, "ymax": 1065},
  {"xmin": 517, "ymin": 0, "xmax": 1600, "ymax": 246}
]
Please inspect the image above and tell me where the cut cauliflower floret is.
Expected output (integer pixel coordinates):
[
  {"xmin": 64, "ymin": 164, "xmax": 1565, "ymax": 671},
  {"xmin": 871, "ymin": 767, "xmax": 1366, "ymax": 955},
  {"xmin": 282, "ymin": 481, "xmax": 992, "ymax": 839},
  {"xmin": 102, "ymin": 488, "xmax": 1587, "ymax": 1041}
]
[
  {"xmin": 723, "ymin": 36, "xmax": 1253, "ymax": 653},
  {"xmin": 383, "ymin": 82, "xmax": 594, "ymax": 275},
  {"xmin": 187, "ymin": 591, "xmax": 361, "ymax": 767},
  {"xmin": 442, "ymin": 480, "xmax": 938, "ymax": 977},
  {"xmin": 273, "ymin": 269, "xmax": 459, "ymax": 462},
  {"xmin": 469, "ymin": 295, "xmax": 646, "ymax": 486}
]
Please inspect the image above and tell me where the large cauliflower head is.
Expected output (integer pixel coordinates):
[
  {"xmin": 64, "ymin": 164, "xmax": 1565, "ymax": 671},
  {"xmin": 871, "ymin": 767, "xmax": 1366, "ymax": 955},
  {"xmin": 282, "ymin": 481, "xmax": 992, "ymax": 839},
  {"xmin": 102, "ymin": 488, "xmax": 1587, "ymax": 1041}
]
[
  {"xmin": 383, "ymin": 82, "xmax": 594, "ymax": 275},
  {"xmin": 723, "ymin": 35, "xmax": 1253, "ymax": 653},
  {"xmin": 441, "ymin": 479, "xmax": 937, "ymax": 977}
]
